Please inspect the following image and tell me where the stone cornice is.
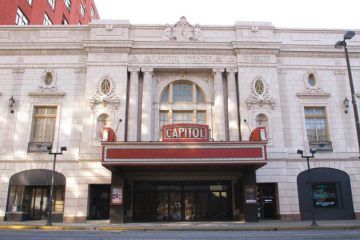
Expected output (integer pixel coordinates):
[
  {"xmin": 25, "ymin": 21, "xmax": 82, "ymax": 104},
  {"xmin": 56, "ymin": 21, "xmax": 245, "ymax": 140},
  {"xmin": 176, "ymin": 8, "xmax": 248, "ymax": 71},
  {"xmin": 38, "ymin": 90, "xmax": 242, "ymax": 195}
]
[
  {"xmin": 232, "ymin": 41, "xmax": 282, "ymax": 51},
  {"xmin": 82, "ymin": 40, "xmax": 133, "ymax": 53},
  {"xmin": 132, "ymin": 41, "xmax": 234, "ymax": 50},
  {"xmin": 28, "ymin": 91, "xmax": 66, "ymax": 98},
  {"xmin": 0, "ymin": 42, "xmax": 84, "ymax": 50},
  {"xmin": 296, "ymin": 92, "xmax": 332, "ymax": 99}
]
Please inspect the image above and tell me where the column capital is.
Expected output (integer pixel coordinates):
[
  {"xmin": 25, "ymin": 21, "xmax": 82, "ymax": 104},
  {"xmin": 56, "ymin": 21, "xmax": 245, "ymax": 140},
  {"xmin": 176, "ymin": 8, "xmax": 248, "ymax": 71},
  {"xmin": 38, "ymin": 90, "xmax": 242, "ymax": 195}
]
[
  {"xmin": 128, "ymin": 67, "xmax": 140, "ymax": 73},
  {"xmin": 212, "ymin": 68, "xmax": 224, "ymax": 75},
  {"xmin": 141, "ymin": 68, "xmax": 153, "ymax": 75},
  {"xmin": 226, "ymin": 68, "xmax": 238, "ymax": 75}
]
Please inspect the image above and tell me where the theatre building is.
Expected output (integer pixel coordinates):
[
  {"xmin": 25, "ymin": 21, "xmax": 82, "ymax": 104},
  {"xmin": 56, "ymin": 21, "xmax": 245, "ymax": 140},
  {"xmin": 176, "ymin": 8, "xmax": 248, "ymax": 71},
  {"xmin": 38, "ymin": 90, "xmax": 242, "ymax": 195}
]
[{"xmin": 0, "ymin": 17, "xmax": 359, "ymax": 223}]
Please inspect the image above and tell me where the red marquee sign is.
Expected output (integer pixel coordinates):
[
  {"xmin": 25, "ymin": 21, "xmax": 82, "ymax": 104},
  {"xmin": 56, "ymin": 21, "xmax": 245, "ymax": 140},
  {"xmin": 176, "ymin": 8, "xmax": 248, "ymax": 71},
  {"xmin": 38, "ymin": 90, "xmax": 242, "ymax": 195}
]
[{"xmin": 162, "ymin": 124, "xmax": 209, "ymax": 142}]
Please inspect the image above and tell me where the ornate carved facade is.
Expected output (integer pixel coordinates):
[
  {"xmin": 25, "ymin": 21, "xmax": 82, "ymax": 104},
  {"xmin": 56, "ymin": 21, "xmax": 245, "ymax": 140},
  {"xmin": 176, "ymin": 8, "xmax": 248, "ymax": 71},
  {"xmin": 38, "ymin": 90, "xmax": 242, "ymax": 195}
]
[{"xmin": 0, "ymin": 18, "xmax": 359, "ymax": 224}]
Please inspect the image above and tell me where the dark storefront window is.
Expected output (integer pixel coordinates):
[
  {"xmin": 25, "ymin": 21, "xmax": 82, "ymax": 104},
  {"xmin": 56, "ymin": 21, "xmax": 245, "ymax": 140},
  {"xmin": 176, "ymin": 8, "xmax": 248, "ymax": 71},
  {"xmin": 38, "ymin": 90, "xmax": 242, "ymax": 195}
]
[
  {"xmin": 7, "ymin": 186, "xmax": 65, "ymax": 219},
  {"xmin": 7, "ymin": 186, "xmax": 25, "ymax": 212},
  {"xmin": 312, "ymin": 184, "xmax": 338, "ymax": 208}
]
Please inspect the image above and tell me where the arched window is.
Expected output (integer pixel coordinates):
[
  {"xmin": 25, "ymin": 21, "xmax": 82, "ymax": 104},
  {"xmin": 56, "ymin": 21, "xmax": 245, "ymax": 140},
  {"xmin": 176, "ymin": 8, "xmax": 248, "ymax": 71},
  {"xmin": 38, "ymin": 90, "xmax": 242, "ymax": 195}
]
[
  {"xmin": 158, "ymin": 81, "xmax": 207, "ymax": 139},
  {"xmin": 161, "ymin": 87, "xmax": 169, "ymax": 102},
  {"xmin": 197, "ymin": 87, "xmax": 205, "ymax": 102},
  {"xmin": 255, "ymin": 113, "xmax": 269, "ymax": 139},
  {"xmin": 96, "ymin": 114, "xmax": 111, "ymax": 139},
  {"xmin": 174, "ymin": 83, "xmax": 192, "ymax": 102}
]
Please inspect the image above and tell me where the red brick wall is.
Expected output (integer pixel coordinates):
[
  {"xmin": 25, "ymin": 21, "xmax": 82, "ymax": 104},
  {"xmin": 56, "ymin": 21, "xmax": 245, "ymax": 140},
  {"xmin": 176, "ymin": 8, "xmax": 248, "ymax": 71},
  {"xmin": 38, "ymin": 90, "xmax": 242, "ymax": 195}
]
[{"xmin": 0, "ymin": 0, "xmax": 100, "ymax": 25}]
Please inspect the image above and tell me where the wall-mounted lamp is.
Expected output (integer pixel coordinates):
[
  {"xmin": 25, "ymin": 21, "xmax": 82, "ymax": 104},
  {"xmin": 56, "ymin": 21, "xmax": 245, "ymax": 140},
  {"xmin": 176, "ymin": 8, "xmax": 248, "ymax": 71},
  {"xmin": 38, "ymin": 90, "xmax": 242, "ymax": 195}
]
[
  {"xmin": 344, "ymin": 97, "xmax": 350, "ymax": 113},
  {"xmin": 9, "ymin": 96, "xmax": 15, "ymax": 113}
]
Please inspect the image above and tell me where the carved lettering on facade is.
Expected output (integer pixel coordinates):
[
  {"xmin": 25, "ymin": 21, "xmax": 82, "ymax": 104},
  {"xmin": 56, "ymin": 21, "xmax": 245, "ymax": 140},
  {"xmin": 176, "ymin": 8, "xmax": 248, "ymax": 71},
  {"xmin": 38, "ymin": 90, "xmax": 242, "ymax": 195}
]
[
  {"xmin": 94, "ymin": 54, "xmax": 121, "ymax": 61},
  {"xmin": 132, "ymin": 55, "xmax": 231, "ymax": 64},
  {"xmin": 246, "ymin": 56, "xmax": 270, "ymax": 63}
]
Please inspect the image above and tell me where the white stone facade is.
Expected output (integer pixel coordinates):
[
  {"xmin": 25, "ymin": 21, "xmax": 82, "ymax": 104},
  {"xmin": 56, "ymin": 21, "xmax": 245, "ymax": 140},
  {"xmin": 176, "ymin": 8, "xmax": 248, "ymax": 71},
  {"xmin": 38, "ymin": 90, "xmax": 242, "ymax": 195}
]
[{"xmin": 0, "ymin": 18, "xmax": 360, "ymax": 222}]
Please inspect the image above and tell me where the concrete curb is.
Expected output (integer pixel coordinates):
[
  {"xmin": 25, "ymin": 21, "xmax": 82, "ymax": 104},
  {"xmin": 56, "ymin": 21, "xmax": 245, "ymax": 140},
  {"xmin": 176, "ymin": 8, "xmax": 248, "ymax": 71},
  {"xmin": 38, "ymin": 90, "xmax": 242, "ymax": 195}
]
[{"xmin": 1, "ymin": 225, "xmax": 360, "ymax": 231}]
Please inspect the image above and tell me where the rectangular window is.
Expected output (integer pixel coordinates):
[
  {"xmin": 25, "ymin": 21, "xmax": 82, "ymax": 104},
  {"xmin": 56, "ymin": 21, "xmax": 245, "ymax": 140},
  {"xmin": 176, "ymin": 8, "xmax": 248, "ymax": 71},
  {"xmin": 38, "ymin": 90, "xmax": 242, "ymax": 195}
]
[
  {"xmin": 27, "ymin": 0, "xmax": 33, "ymax": 6},
  {"xmin": 16, "ymin": 8, "xmax": 29, "ymax": 25},
  {"xmin": 64, "ymin": 0, "xmax": 71, "ymax": 12},
  {"xmin": 173, "ymin": 112, "xmax": 193, "ymax": 124},
  {"xmin": 91, "ymin": 6, "xmax": 95, "ymax": 19},
  {"xmin": 48, "ymin": 0, "xmax": 56, "ymax": 10},
  {"xmin": 159, "ymin": 112, "xmax": 169, "ymax": 138},
  {"xmin": 197, "ymin": 112, "xmax": 206, "ymax": 125},
  {"xmin": 305, "ymin": 107, "xmax": 328, "ymax": 142},
  {"xmin": 31, "ymin": 107, "xmax": 57, "ymax": 142},
  {"xmin": 80, "ymin": 2, "xmax": 85, "ymax": 18},
  {"xmin": 62, "ymin": 15, "xmax": 68, "ymax": 25},
  {"xmin": 43, "ymin": 13, "xmax": 53, "ymax": 25}
]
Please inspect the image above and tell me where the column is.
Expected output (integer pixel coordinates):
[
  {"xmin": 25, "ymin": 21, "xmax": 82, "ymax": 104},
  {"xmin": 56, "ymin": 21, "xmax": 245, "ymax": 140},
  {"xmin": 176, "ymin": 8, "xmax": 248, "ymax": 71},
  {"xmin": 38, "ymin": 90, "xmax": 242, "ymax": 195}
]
[
  {"xmin": 127, "ymin": 68, "xmax": 140, "ymax": 141},
  {"xmin": 141, "ymin": 68, "xmax": 153, "ymax": 141},
  {"xmin": 227, "ymin": 68, "xmax": 240, "ymax": 141},
  {"xmin": 213, "ymin": 68, "xmax": 226, "ymax": 141},
  {"xmin": 110, "ymin": 172, "xmax": 124, "ymax": 223},
  {"xmin": 242, "ymin": 171, "xmax": 258, "ymax": 222}
]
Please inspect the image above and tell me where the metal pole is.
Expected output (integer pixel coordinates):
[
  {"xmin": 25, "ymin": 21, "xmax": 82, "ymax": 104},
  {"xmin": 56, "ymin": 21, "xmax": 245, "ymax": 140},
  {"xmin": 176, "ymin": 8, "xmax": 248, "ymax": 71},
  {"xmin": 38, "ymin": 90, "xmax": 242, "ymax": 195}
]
[
  {"xmin": 307, "ymin": 156, "xmax": 318, "ymax": 227},
  {"xmin": 46, "ymin": 153, "xmax": 57, "ymax": 226},
  {"xmin": 344, "ymin": 41, "xmax": 360, "ymax": 157}
]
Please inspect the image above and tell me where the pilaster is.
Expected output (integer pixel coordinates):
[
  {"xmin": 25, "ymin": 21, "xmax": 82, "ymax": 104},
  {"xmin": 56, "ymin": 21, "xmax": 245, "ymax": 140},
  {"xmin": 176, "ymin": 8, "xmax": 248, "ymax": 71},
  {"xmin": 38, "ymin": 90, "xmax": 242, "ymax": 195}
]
[
  {"xmin": 141, "ymin": 68, "xmax": 153, "ymax": 141},
  {"xmin": 227, "ymin": 68, "xmax": 240, "ymax": 141},
  {"xmin": 128, "ymin": 68, "xmax": 140, "ymax": 141},
  {"xmin": 213, "ymin": 68, "xmax": 226, "ymax": 141}
]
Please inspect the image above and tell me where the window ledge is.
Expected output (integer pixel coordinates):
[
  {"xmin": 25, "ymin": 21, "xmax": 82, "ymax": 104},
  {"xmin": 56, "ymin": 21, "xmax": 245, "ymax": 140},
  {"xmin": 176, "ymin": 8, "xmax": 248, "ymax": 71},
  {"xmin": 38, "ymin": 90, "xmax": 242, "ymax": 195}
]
[
  {"xmin": 297, "ymin": 92, "xmax": 331, "ymax": 99},
  {"xmin": 309, "ymin": 141, "xmax": 333, "ymax": 152},
  {"xmin": 28, "ymin": 91, "xmax": 65, "ymax": 98}
]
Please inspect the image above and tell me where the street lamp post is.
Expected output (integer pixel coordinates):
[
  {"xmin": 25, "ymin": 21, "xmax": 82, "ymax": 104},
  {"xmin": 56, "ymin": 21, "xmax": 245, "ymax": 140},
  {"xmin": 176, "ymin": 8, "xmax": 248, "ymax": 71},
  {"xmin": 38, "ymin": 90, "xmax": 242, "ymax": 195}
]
[
  {"xmin": 46, "ymin": 146, "xmax": 67, "ymax": 226},
  {"xmin": 335, "ymin": 31, "xmax": 360, "ymax": 157},
  {"xmin": 297, "ymin": 149, "xmax": 318, "ymax": 227}
]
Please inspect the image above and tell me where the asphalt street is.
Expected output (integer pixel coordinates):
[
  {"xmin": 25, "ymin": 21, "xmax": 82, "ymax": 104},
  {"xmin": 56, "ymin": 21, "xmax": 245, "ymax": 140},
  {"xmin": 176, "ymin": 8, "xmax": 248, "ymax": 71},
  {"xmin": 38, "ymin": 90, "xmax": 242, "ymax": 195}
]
[{"xmin": 1, "ymin": 230, "xmax": 360, "ymax": 240}]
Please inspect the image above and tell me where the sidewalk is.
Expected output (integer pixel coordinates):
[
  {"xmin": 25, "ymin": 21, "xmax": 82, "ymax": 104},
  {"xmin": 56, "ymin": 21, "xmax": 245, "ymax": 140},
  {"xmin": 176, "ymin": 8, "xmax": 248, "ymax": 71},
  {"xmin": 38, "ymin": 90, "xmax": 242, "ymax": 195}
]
[{"xmin": 1, "ymin": 220, "xmax": 360, "ymax": 231}]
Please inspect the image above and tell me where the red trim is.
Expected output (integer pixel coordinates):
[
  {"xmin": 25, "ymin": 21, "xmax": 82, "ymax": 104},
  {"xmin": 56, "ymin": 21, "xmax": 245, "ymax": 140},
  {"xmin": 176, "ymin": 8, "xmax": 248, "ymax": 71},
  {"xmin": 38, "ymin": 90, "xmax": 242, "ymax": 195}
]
[
  {"xmin": 106, "ymin": 147, "xmax": 263, "ymax": 160},
  {"xmin": 102, "ymin": 162, "xmax": 267, "ymax": 166}
]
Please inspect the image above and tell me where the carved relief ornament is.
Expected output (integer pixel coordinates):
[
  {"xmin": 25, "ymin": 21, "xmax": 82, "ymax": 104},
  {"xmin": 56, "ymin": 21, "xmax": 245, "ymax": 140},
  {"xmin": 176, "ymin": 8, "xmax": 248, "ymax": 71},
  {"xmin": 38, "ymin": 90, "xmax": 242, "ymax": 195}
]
[
  {"xmin": 89, "ymin": 76, "xmax": 120, "ymax": 110},
  {"xmin": 161, "ymin": 16, "xmax": 205, "ymax": 42},
  {"xmin": 246, "ymin": 77, "xmax": 276, "ymax": 110},
  {"xmin": 296, "ymin": 71, "xmax": 331, "ymax": 99}
]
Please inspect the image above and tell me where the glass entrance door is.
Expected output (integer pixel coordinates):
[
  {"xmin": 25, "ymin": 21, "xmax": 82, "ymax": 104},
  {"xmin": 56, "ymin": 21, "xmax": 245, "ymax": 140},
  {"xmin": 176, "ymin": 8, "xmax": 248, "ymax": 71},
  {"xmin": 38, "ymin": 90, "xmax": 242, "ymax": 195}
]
[
  {"xmin": 30, "ymin": 187, "xmax": 49, "ymax": 220},
  {"xmin": 257, "ymin": 184, "xmax": 277, "ymax": 219},
  {"xmin": 210, "ymin": 192, "xmax": 229, "ymax": 220},
  {"xmin": 134, "ymin": 181, "xmax": 231, "ymax": 222}
]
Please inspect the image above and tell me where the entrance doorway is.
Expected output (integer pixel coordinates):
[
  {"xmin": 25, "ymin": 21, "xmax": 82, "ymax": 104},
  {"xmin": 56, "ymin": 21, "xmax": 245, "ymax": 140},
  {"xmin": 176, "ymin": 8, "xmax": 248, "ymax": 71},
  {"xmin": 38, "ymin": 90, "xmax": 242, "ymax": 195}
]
[
  {"xmin": 257, "ymin": 184, "xmax": 277, "ymax": 219},
  {"xmin": 28, "ymin": 187, "xmax": 50, "ymax": 220},
  {"xmin": 89, "ymin": 185, "xmax": 111, "ymax": 220},
  {"xmin": 133, "ymin": 181, "xmax": 231, "ymax": 222}
]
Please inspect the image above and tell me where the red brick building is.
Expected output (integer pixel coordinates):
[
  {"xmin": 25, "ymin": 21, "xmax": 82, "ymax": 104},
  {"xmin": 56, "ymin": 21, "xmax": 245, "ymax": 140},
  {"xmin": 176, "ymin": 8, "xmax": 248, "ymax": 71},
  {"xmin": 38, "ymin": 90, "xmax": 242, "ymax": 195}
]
[{"xmin": 0, "ymin": 0, "xmax": 100, "ymax": 25}]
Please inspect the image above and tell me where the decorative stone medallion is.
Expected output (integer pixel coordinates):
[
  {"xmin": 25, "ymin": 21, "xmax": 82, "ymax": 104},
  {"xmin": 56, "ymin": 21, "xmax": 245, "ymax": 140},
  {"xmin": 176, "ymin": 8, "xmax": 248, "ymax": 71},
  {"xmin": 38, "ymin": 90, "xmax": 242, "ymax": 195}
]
[
  {"xmin": 246, "ymin": 77, "xmax": 276, "ymax": 110},
  {"xmin": 89, "ymin": 76, "xmax": 120, "ymax": 109}
]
